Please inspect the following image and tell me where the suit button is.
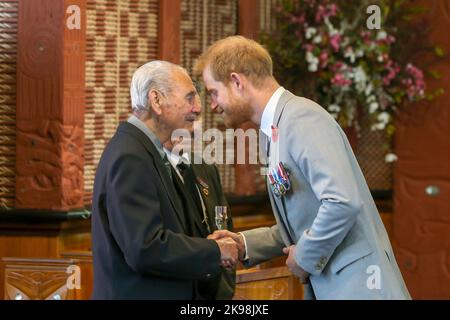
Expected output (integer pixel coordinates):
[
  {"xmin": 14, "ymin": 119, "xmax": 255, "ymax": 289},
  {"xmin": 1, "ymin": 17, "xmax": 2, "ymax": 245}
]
[
  {"xmin": 320, "ymin": 256, "xmax": 327, "ymax": 264},
  {"xmin": 206, "ymin": 273, "xmax": 211, "ymax": 278},
  {"xmin": 315, "ymin": 263, "xmax": 322, "ymax": 270}
]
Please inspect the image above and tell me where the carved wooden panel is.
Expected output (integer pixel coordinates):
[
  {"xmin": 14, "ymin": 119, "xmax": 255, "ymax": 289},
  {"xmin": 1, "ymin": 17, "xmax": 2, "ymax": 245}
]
[
  {"xmin": 15, "ymin": 121, "xmax": 84, "ymax": 209},
  {"xmin": 394, "ymin": 0, "xmax": 450, "ymax": 299},
  {"xmin": 234, "ymin": 266, "xmax": 303, "ymax": 300},
  {"xmin": 60, "ymin": 251, "xmax": 93, "ymax": 299},
  {"xmin": 2, "ymin": 258, "xmax": 80, "ymax": 300},
  {"xmin": 15, "ymin": 0, "xmax": 85, "ymax": 210}
]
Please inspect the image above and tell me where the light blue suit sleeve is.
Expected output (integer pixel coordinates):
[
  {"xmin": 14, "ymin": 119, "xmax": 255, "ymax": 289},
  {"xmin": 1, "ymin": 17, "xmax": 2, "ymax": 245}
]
[{"xmin": 286, "ymin": 102, "xmax": 363, "ymax": 276}]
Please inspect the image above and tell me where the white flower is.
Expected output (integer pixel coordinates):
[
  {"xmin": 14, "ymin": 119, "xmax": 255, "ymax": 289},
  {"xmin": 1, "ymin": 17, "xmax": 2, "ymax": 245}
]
[
  {"xmin": 306, "ymin": 52, "xmax": 319, "ymax": 72},
  {"xmin": 305, "ymin": 27, "xmax": 316, "ymax": 39},
  {"xmin": 377, "ymin": 55, "xmax": 384, "ymax": 62},
  {"xmin": 369, "ymin": 102, "xmax": 379, "ymax": 113},
  {"xmin": 308, "ymin": 63, "xmax": 318, "ymax": 72},
  {"xmin": 377, "ymin": 112, "xmax": 390, "ymax": 124},
  {"xmin": 353, "ymin": 66, "xmax": 367, "ymax": 83},
  {"xmin": 385, "ymin": 153, "xmax": 398, "ymax": 163},
  {"xmin": 371, "ymin": 122, "xmax": 386, "ymax": 131},
  {"xmin": 365, "ymin": 83, "xmax": 374, "ymax": 96},
  {"xmin": 324, "ymin": 18, "xmax": 338, "ymax": 34},
  {"xmin": 313, "ymin": 35, "xmax": 322, "ymax": 44},
  {"xmin": 306, "ymin": 51, "xmax": 317, "ymax": 63},
  {"xmin": 377, "ymin": 31, "xmax": 387, "ymax": 40},
  {"xmin": 344, "ymin": 48, "xmax": 356, "ymax": 63},
  {"xmin": 366, "ymin": 94, "xmax": 376, "ymax": 103},
  {"xmin": 328, "ymin": 104, "xmax": 341, "ymax": 112},
  {"xmin": 356, "ymin": 49, "xmax": 364, "ymax": 58}
]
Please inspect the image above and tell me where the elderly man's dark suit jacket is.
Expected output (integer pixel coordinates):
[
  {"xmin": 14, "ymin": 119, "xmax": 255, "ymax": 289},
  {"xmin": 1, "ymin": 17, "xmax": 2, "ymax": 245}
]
[
  {"xmin": 190, "ymin": 163, "xmax": 236, "ymax": 300},
  {"xmin": 91, "ymin": 122, "xmax": 221, "ymax": 299}
]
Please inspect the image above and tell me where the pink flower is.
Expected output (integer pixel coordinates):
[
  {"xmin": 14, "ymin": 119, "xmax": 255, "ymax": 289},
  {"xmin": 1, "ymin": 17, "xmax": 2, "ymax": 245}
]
[
  {"xmin": 329, "ymin": 4, "xmax": 338, "ymax": 16},
  {"xmin": 383, "ymin": 60, "xmax": 401, "ymax": 86},
  {"xmin": 315, "ymin": 5, "xmax": 327, "ymax": 22},
  {"xmin": 303, "ymin": 44, "xmax": 315, "ymax": 52},
  {"xmin": 329, "ymin": 34, "xmax": 341, "ymax": 52},
  {"xmin": 360, "ymin": 31, "xmax": 373, "ymax": 45},
  {"xmin": 331, "ymin": 73, "xmax": 352, "ymax": 87},
  {"xmin": 330, "ymin": 61, "xmax": 345, "ymax": 72},
  {"xmin": 403, "ymin": 63, "xmax": 426, "ymax": 99},
  {"xmin": 406, "ymin": 63, "xmax": 424, "ymax": 79},
  {"xmin": 315, "ymin": 3, "xmax": 339, "ymax": 22},
  {"xmin": 319, "ymin": 51, "xmax": 329, "ymax": 68}
]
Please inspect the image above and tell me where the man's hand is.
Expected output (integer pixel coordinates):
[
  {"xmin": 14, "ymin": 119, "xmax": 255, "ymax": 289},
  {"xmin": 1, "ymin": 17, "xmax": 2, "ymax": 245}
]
[
  {"xmin": 283, "ymin": 245, "xmax": 310, "ymax": 284},
  {"xmin": 208, "ymin": 230, "xmax": 245, "ymax": 261},
  {"xmin": 214, "ymin": 237, "xmax": 238, "ymax": 269}
]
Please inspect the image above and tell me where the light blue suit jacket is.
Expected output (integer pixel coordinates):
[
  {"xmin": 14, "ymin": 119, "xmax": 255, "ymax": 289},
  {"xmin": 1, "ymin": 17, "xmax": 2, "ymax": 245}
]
[{"xmin": 242, "ymin": 91, "xmax": 411, "ymax": 299}]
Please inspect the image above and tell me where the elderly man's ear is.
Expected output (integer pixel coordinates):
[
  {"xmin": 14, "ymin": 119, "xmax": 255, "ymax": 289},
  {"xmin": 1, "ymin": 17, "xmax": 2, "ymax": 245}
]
[{"xmin": 148, "ymin": 89, "xmax": 163, "ymax": 116}]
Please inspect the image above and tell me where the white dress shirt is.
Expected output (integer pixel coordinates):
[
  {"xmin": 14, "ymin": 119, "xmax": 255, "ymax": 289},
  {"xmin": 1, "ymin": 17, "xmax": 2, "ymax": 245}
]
[{"xmin": 260, "ymin": 86, "xmax": 286, "ymax": 138}]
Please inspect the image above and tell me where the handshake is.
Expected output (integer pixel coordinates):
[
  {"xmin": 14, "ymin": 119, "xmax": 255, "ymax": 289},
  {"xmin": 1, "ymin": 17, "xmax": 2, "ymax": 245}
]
[{"xmin": 208, "ymin": 230, "xmax": 246, "ymax": 269}]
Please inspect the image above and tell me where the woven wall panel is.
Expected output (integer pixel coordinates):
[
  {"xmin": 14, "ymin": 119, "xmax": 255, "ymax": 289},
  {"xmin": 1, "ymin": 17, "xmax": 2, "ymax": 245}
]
[
  {"xmin": 355, "ymin": 114, "xmax": 393, "ymax": 191},
  {"xmin": 84, "ymin": 0, "xmax": 158, "ymax": 205},
  {"xmin": 181, "ymin": 0, "xmax": 238, "ymax": 194},
  {"xmin": 0, "ymin": 0, "xmax": 18, "ymax": 209}
]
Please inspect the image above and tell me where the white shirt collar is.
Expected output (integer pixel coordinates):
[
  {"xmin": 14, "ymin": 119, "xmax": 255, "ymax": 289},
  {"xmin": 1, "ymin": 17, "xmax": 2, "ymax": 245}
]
[
  {"xmin": 260, "ymin": 86, "xmax": 285, "ymax": 138},
  {"xmin": 163, "ymin": 147, "xmax": 190, "ymax": 168}
]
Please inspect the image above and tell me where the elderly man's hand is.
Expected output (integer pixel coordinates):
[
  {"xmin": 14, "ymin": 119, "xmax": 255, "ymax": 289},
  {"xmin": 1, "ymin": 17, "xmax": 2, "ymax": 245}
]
[
  {"xmin": 208, "ymin": 230, "xmax": 246, "ymax": 261},
  {"xmin": 213, "ymin": 237, "xmax": 238, "ymax": 269},
  {"xmin": 283, "ymin": 245, "xmax": 310, "ymax": 284}
]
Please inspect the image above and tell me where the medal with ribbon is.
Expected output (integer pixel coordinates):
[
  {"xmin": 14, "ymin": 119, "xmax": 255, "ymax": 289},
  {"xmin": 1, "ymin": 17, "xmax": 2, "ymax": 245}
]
[{"xmin": 268, "ymin": 162, "xmax": 291, "ymax": 198}]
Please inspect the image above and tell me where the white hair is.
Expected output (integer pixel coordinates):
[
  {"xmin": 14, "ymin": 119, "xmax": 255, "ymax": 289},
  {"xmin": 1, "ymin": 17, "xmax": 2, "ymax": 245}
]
[{"xmin": 130, "ymin": 60, "xmax": 188, "ymax": 112}]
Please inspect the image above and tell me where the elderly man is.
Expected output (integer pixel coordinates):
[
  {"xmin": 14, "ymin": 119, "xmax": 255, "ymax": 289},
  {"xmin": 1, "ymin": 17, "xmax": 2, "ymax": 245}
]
[
  {"xmin": 196, "ymin": 36, "xmax": 410, "ymax": 300},
  {"xmin": 91, "ymin": 60, "xmax": 238, "ymax": 299}
]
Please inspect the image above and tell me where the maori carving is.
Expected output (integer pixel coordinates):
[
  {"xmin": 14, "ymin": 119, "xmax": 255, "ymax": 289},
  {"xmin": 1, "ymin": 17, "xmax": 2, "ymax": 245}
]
[
  {"xmin": 15, "ymin": 0, "xmax": 85, "ymax": 210},
  {"xmin": 16, "ymin": 120, "xmax": 84, "ymax": 209}
]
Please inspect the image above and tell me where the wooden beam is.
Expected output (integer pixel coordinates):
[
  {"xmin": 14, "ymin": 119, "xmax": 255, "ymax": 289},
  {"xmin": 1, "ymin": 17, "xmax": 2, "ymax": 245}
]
[
  {"xmin": 158, "ymin": 0, "xmax": 181, "ymax": 63},
  {"xmin": 238, "ymin": 0, "xmax": 260, "ymax": 39},
  {"xmin": 234, "ymin": 0, "xmax": 261, "ymax": 195},
  {"xmin": 15, "ymin": 0, "xmax": 86, "ymax": 210}
]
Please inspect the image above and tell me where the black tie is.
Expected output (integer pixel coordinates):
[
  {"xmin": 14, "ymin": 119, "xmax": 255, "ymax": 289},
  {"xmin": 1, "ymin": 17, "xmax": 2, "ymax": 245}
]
[{"xmin": 177, "ymin": 161, "xmax": 203, "ymax": 217}]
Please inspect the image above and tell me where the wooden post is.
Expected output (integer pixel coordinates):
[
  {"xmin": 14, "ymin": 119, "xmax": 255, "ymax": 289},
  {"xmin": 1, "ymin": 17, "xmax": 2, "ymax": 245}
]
[
  {"xmin": 158, "ymin": 0, "xmax": 181, "ymax": 63},
  {"xmin": 15, "ymin": 0, "xmax": 86, "ymax": 211},
  {"xmin": 235, "ymin": 0, "xmax": 260, "ymax": 196}
]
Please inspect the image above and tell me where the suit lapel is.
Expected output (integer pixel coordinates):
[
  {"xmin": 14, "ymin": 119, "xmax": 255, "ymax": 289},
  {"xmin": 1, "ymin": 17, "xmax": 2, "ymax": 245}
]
[
  {"xmin": 118, "ymin": 122, "xmax": 187, "ymax": 232},
  {"xmin": 266, "ymin": 91, "xmax": 296, "ymax": 244},
  {"xmin": 171, "ymin": 166, "xmax": 206, "ymax": 237}
]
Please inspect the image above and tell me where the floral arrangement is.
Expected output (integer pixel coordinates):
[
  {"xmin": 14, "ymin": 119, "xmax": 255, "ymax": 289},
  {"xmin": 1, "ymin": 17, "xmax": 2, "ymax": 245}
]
[{"xmin": 261, "ymin": 0, "xmax": 444, "ymax": 158}]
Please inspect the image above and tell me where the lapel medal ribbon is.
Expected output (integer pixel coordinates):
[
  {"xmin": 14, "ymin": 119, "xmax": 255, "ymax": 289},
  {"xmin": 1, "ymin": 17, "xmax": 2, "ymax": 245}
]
[{"xmin": 268, "ymin": 162, "xmax": 291, "ymax": 198}]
